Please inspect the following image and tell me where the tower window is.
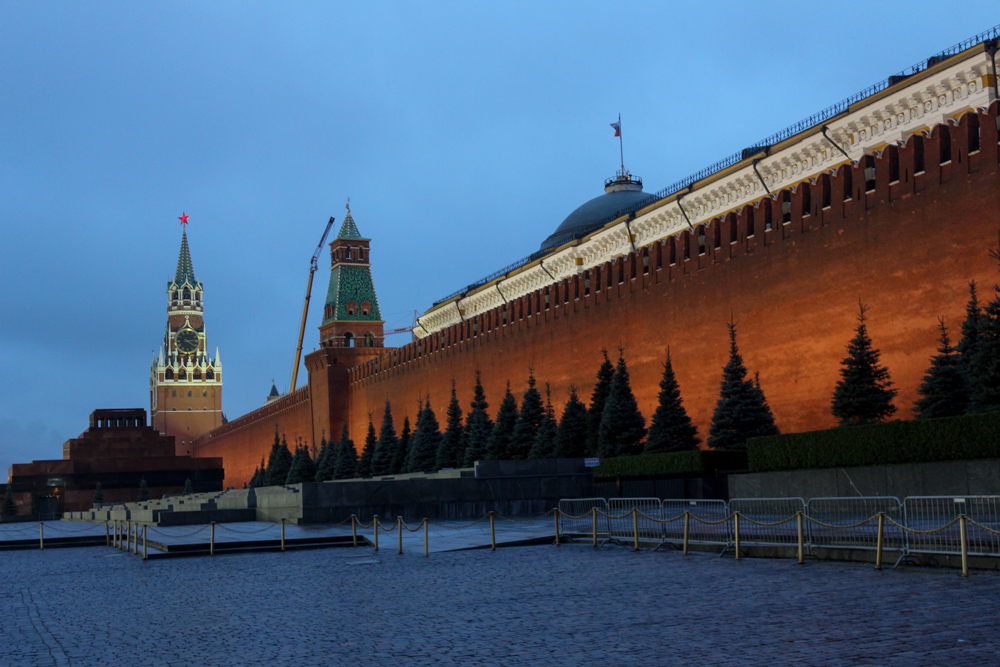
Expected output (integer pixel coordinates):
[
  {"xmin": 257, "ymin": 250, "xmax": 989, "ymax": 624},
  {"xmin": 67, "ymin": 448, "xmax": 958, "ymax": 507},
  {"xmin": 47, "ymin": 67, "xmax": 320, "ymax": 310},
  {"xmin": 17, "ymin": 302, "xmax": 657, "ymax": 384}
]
[
  {"xmin": 187, "ymin": 390, "xmax": 192, "ymax": 397},
  {"xmin": 365, "ymin": 332, "xmax": 375, "ymax": 347},
  {"xmin": 172, "ymin": 390, "xmax": 176, "ymax": 397},
  {"xmin": 344, "ymin": 332, "xmax": 355, "ymax": 347},
  {"xmin": 203, "ymin": 389, "xmax": 207, "ymax": 397},
  {"xmin": 183, "ymin": 288, "xmax": 190, "ymax": 300}
]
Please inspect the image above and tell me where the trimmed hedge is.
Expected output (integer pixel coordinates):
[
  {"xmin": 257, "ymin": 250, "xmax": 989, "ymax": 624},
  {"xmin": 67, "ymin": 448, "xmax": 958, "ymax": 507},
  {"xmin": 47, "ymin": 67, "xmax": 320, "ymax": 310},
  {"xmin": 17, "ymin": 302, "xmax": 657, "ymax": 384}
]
[
  {"xmin": 594, "ymin": 450, "xmax": 748, "ymax": 479},
  {"xmin": 748, "ymin": 411, "xmax": 1000, "ymax": 473}
]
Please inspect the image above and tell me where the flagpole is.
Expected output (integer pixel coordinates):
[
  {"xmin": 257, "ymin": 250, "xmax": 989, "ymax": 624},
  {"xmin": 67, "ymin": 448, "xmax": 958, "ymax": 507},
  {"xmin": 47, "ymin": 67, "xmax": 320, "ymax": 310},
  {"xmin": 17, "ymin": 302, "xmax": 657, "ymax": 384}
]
[{"xmin": 618, "ymin": 114, "xmax": 624, "ymax": 175}]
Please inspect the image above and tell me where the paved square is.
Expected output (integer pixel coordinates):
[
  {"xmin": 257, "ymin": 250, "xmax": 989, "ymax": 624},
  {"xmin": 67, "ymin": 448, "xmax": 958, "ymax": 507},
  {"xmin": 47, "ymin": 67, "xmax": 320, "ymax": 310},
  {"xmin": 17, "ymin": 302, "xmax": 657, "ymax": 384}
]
[{"xmin": 1, "ymin": 544, "xmax": 998, "ymax": 666}]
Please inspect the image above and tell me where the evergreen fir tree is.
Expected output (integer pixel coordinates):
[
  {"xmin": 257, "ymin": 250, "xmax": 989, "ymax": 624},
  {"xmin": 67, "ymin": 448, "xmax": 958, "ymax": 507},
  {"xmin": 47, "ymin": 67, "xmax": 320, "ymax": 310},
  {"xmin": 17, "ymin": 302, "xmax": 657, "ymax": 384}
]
[
  {"xmin": 958, "ymin": 281, "xmax": 982, "ymax": 374},
  {"xmin": 317, "ymin": 436, "xmax": 339, "ymax": 482},
  {"xmin": 265, "ymin": 435, "xmax": 294, "ymax": 486},
  {"xmin": 264, "ymin": 427, "xmax": 282, "ymax": 484},
  {"xmin": 436, "ymin": 380, "xmax": 465, "ymax": 469},
  {"xmin": 407, "ymin": 397, "xmax": 443, "ymax": 473},
  {"xmin": 511, "ymin": 371, "xmax": 544, "ymax": 459},
  {"xmin": 92, "ymin": 482, "xmax": 104, "ymax": 506},
  {"xmin": 914, "ymin": 319, "xmax": 971, "ymax": 419},
  {"xmin": 248, "ymin": 467, "xmax": 259, "ymax": 488},
  {"xmin": 597, "ymin": 350, "xmax": 647, "ymax": 458},
  {"xmin": 137, "ymin": 478, "xmax": 149, "ymax": 502},
  {"xmin": 371, "ymin": 402, "xmax": 398, "ymax": 476},
  {"xmin": 585, "ymin": 350, "xmax": 615, "ymax": 456},
  {"xmin": 529, "ymin": 383, "xmax": 558, "ymax": 459},
  {"xmin": 831, "ymin": 303, "xmax": 898, "ymax": 425},
  {"xmin": 392, "ymin": 416, "xmax": 411, "ymax": 475},
  {"xmin": 462, "ymin": 370, "xmax": 493, "ymax": 467},
  {"xmin": 285, "ymin": 444, "xmax": 303, "ymax": 484},
  {"xmin": 357, "ymin": 416, "xmax": 377, "ymax": 477},
  {"xmin": 968, "ymin": 243, "xmax": 1000, "ymax": 413},
  {"xmin": 333, "ymin": 425, "xmax": 358, "ymax": 480},
  {"xmin": 708, "ymin": 322, "xmax": 780, "ymax": 449},
  {"xmin": 183, "ymin": 478, "xmax": 194, "ymax": 494},
  {"xmin": 645, "ymin": 348, "xmax": 701, "ymax": 453},
  {"xmin": 486, "ymin": 383, "xmax": 518, "ymax": 460},
  {"xmin": 288, "ymin": 441, "xmax": 317, "ymax": 484},
  {"xmin": 2, "ymin": 485, "xmax": 16, "ymax": 516},
  {"xmin": 555, "ymin": 386, "xmax": 588, "ymax": 458},
  {"xmin": 313, "ymin": 434, "xmax": 329, "ymax": 482}
]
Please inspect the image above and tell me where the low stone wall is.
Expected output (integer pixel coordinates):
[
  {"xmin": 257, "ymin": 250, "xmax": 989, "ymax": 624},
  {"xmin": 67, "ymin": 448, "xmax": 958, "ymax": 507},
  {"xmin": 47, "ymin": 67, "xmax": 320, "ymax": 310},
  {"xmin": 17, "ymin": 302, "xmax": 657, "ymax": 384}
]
[{"xmin": 728, "ymin": 459, "xmax": 1000, "ymax": 500}]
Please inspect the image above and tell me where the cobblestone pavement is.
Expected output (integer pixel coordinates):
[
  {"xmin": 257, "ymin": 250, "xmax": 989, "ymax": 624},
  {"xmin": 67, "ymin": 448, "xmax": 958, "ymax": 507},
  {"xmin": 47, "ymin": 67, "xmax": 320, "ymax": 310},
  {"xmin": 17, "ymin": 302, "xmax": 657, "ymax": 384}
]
[{"xmin": 1, "ymin": 544, "xmax": 998, "ymax": 666}]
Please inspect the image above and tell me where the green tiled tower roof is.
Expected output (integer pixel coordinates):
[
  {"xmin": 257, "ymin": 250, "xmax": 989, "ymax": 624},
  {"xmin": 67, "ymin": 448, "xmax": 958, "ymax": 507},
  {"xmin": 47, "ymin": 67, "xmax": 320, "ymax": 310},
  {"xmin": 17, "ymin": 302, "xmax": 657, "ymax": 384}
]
[
  {"xmin": 174, "ymin": 229, "xmax": 197, "ymax": 285},
  {"xmin": 337, "ymin": 211, "xmax": 364, "ymax": 240}
]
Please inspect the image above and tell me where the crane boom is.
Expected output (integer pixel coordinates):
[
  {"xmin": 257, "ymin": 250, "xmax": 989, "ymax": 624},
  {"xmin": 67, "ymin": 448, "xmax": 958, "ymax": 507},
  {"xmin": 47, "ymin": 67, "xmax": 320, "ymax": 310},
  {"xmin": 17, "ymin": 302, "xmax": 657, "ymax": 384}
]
[{"xmin": 290, "ymin": 216, "xmax": 335, "ymax": 393}]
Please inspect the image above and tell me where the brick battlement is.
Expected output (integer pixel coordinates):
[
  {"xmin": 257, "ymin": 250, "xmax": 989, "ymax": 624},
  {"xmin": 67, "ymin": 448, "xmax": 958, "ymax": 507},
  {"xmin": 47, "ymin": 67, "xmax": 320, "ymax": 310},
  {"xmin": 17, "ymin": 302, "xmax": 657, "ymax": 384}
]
[
  {"xmin": 193, "ymin": 385, "xmax": 310, "ymax": 446},
  {"xmin": 349, "ymin": 104, "xmax": 999, "ymax": 390}
]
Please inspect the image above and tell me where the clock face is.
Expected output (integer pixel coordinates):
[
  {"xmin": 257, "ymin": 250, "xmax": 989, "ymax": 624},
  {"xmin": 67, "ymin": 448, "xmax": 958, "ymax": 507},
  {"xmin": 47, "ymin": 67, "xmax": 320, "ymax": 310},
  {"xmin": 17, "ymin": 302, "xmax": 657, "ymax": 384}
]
[{"xmin": 175, "ymin": 328, "xmax": 200, "ymax": 354}]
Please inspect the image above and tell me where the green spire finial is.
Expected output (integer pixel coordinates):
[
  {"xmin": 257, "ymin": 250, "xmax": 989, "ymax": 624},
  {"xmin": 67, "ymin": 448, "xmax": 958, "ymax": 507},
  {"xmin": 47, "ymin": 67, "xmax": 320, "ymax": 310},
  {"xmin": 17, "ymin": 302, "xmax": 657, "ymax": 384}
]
[{"xmin": 175, "ymin": 228, "xmax": 196, "ymax": 285}]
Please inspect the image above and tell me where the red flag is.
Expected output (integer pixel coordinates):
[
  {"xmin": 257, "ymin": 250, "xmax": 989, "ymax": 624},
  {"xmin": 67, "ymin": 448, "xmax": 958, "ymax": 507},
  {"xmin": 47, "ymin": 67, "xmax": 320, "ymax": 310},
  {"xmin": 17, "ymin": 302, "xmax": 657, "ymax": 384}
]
[{"xmin": 610, "ymin": 122, "xmax": 621, "ymax": 137}]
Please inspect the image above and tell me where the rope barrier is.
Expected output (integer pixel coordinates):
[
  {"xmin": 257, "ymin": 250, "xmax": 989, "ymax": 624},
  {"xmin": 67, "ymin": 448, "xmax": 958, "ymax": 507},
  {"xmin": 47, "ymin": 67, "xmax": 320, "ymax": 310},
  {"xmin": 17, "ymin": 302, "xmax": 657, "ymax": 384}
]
[
  {"xmin": 740, "ymin": 514, "xmax": 798, "ymax": 528},
  {"xmin": 594, "ymin": 510, "xmax": 637, "ymax": 521},
  {"xmin": 146, "ymin": 525, "xmax": 210, "ymax": 539},
  {"xmin": 296, "ymin": 516, "xmax": 354, "ymax": 531},
  {"xmin": 216, "ymin": 523, "xmax": 278, "ymax": 535},
  {"xmin": 803, "ymin": 514, "xmax": 880, "ymax": 530},
  {"xmin": 965, "ymin": 517, "xmax": 1000, "ymax": 536},
  {"xmin": 688, "ymin": 513, "xmax": 735, "ymax": 526},
  {"xmin": 884, "ymin": 515, "xmax": 961, "ymax": 534},
  {"xmin": 399, "ymin": 519, "xmax": 424, "ymax": 533},
  {"xmin": 41, "ymin": 522, "xmax": 105, "ymax": 534},
  {"xmin": 429, "ymin": 516, "xmax": 490, "ymax": 530},
  {"xmin": 353, "ymin": 518, "xmax": 374, "ymax": 530},
  {"xmin": 557, "ymin": 511, "xmax": 594, "ymax": 521},
  {"xmin": 635, "ymin": 510, "xmax": 686, "ymax": 524},
  {"xmin": 494, "ymin": 509, "xmax": 556, "ymax": 524}
]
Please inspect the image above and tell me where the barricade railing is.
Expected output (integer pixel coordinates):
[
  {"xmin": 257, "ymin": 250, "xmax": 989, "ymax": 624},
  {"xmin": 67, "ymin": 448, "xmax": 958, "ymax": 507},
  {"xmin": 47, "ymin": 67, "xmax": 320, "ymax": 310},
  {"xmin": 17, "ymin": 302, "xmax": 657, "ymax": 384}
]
[
  {"xmin": 661, "ymin": 500, "xmax": 730, "ymax": 548},
  {"xmin": 557, "ymin": 498, "xmax": 609, "ymax": 539},
  {"xmin": 806, "ymin": 497, "xmax": 905, "ymax": 553},
  {"xmin": 729, "ymin": 498, "xmax": 805, "ymax": 547},
  {"xmin": 904, "ymin": 496, "xmax": 1000, "ymax": 558},
  {"xmin": 608, "ymin": 498, "xmax": 662, "ymax": 543}
]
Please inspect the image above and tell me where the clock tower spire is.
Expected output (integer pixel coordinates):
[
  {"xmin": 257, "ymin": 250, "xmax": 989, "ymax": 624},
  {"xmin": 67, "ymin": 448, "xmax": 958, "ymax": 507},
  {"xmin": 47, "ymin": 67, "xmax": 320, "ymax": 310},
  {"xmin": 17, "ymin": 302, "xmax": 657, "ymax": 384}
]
[{"xmin": 150, "ymin": 216, "xmax": 223, "ymax": 454}]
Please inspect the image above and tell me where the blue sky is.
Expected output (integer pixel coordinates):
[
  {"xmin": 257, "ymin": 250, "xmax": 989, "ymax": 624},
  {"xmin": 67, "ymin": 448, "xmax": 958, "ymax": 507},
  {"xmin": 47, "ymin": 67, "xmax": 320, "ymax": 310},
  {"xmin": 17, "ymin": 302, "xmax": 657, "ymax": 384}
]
[{"xmin": 2, "ymin": 2, "xmax": 996, "ymax": 472}]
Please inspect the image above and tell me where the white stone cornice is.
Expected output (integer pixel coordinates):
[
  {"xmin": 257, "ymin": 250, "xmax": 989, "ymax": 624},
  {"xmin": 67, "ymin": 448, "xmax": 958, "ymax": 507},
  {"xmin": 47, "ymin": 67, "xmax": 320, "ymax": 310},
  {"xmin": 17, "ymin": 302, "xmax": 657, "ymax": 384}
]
[{"xmin": 412, "ymin": 49, "xmax": 995, "ymax": 337}]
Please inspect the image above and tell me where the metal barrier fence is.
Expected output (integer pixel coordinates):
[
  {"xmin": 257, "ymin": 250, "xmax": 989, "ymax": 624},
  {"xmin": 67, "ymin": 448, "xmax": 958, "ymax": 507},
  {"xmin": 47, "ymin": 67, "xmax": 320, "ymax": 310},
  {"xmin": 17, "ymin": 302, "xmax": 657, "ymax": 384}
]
[
  {"xmin": 904, "ymin": 496, "xmax": 1000, "ymax": 558},
  {"xmin": 729, "ymin": 498, "xmax": 805, "ymax": 547},
  {"xmin": 806, "ymin": 497, "xmax": 905, "ymax": 552},
  {"xmin": 661, "ymin": 499, "xmax": 729, "ymax": 548},
  {"xmin": 608, "ymin": 498, "xmax": 662, "ymax": 543},
  {"xmin": 557, "ymin": 498, "xmax": 608, "ymax": 537}
]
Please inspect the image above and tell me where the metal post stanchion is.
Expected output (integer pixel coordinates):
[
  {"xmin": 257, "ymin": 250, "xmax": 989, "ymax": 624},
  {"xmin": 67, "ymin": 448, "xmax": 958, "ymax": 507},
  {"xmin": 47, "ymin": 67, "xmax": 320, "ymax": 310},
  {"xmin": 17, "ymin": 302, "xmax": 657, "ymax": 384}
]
[
  {"xmin": 142, "ymin": 525, "xmax": 147, "ymax": 561},
  {"xmin": 875, "ymin": 513, "xmax": 884, "ymax": 570},
  {"xmin": 126, "ymin": 521, "xmax": 131, "ymax": 552},
  {"xmin": 397, "ymin": 517, "xmax": 403, "ymax": 555},
  {"xmin": 490, "ymin": 511, "xmax": 496, "ymax": 551},
  {"xmin": 351, "ymin": 515, "xmax": 357, "ymax": 547},
  {"xmin": 210, "ymin": 521, "xmax": 215, "ymax": 557},
  {"xmin": 632, "ymin": 508, "xmax": 639, "ymax": 551},
  {"xmin": 734, "ymin": 513, "xmax": 741, "ymax": 560},
  {"xmin": 554, "ymin": 511, "xmax": 560, "ymax": 546},
  {"xmin": 373, "ymin": 515, "xmax": 379, "ymax": 551},
  {"xmin": 423, "ymin": 518, "xmax": 428, "ymax": 557},
  {"xmin": 960, "ymin": 515, "xmax": 969, "ymax": 577},
  {"xmin": 592, "ymin": 507, "xmax": 597, "ymax": 548},
  {"xmin": 797, "ymin": 512, "xmax": 804, "ymax": 565},
  {"xmin": 39, "ymin": 522, "xmax": 44, "ymax": 550},
  {"xmin": 105, "ymin": 521, "xmax": 110, "ymax": 547},
  {"xmin": 280, "ymin": 517, "xmax": 286, "ymax": 552},
  {"xmin": 133, "ymin": 524, "xmax": 138, "ymax": 554},
  {"xmin": 683, "ymin": 512, "xmax": 690, "ymax": 556}
]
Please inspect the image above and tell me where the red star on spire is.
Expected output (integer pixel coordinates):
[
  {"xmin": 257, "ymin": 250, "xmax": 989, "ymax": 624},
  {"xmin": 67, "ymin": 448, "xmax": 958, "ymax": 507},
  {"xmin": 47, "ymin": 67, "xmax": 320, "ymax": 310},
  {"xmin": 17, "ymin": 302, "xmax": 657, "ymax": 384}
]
[{"xmin": 178, "ymin": 212, "xmax": 190, "ymax": 226}]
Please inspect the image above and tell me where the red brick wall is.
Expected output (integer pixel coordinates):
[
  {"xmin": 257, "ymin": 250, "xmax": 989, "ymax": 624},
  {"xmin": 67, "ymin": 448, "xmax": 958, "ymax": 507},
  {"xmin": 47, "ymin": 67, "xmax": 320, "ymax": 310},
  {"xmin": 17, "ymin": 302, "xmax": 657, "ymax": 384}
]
[
  {"xmin": 347, "ymin": 105, "xmax": 1000, "ymax": 448},
  {"xmin": 191, "ymin": 386, "xmax": 312, "ymax": 488}
]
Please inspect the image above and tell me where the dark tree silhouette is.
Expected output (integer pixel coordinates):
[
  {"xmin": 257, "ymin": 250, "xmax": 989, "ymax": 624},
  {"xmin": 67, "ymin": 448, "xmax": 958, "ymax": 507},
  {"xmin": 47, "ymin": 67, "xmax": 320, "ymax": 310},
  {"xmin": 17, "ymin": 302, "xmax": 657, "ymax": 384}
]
[
  {"xmin": 371, "ymin": 402, "xmax": 398, "ymax": 476},
  {"xmin": 265, "ymin": 434, "xmax": 293, "ymax": 486},
  {"xmin": 436, "ymin": 381, "xmax": 465, "ymax": 469},
  {"xmin": 555, "ymin": 386, "xmax": 588, "ymax": 458},
  {"xmin": 511, "ymin": 371, "xmax": 544, "ymax": 460},
  {"xmin": 462, "ymin": 370, "xmax": 493, "ymax": 467},
  {"xmin": 333, "ymin": 425, "xmax": 357, "ymax": 480},
  {"xmin": 831, "ymin": 303, "xmax": 897, "ymax": 426},
  {"xmin": 645, "ymin": 348, "xmax": 700, "ymax": 453},
  {"xmin": 708, "ymin": 321, "xmax": 779, "ymax": 449},
  {"xmin": 407, "ymin": 397, "xmax": 443, "ymax": 473},
  {"xmin": 392, "ymin": 416, "xmax": 411, "ymax": 475},
  {"xmin": 597, "ymin": 349, "xmax": 646, "ymax": 458},
  {"xmin": 530, "ymin": 383, "xmax": 558, "ymax": 459},
  {"xmin": 357, "ymin": 416, "xmax": 377, "ymax": 478},
  {"xmin": 486, "ymin": 383, "xmax": 518, "ymax": 460},
  {"xmin": 137, "ymin": 478, "xmax": 149, "ymax": 502},
  {"xmin": 585, "ymin": 351, "xmax": 614, "ymax": 456},
  {"xmin": 968, "ymin": 241, "xmax": 1000, "ymax": 413},
  {"xmin": 914, "ymin": 319, "xmax": 971, "ymax": 419}
]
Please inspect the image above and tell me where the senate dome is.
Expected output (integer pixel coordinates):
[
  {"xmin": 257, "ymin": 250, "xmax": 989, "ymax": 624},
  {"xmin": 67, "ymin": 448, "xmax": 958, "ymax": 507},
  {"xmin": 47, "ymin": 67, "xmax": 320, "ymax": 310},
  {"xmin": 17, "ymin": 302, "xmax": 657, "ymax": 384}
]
[{"xmin": 539, "ymin": 171, "xmax": 651, "ymax": 252}]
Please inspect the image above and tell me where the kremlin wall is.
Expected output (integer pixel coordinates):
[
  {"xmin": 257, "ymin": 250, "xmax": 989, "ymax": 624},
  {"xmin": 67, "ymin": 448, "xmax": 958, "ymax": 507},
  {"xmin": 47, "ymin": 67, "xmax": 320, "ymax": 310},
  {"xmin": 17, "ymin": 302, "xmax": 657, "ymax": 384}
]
[{"xmin": 192, "ymin": 38, "xmax": 1000, "ymax": 489}]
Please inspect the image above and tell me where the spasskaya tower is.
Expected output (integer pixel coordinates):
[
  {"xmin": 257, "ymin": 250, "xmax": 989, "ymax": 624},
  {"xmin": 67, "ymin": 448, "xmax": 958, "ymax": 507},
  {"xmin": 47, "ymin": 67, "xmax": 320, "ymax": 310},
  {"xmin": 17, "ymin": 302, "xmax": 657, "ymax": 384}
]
[{"xmin": 150, "ymin": 214, "xmax": 223, "ymax": 455}]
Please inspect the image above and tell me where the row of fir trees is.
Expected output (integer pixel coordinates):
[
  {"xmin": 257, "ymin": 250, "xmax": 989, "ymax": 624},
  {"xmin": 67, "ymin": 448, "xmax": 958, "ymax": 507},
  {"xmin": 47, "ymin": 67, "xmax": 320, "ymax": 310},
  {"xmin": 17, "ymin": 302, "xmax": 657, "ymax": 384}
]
[
  {"xmin": 249, "ymin": 324, "xmax": 779, "ymax": 486},
  {"xmin": 247, "ymin": 238, "xmax": 1000, "ymax": 485}
]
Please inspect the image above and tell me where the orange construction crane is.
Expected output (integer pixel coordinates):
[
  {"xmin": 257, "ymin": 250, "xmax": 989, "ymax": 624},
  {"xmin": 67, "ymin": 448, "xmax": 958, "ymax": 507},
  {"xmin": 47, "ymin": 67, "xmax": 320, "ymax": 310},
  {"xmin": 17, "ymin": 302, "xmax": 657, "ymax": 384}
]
[{"xmin": 290, "ymin": 216, "xmax": 335, "ymax": 392}]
